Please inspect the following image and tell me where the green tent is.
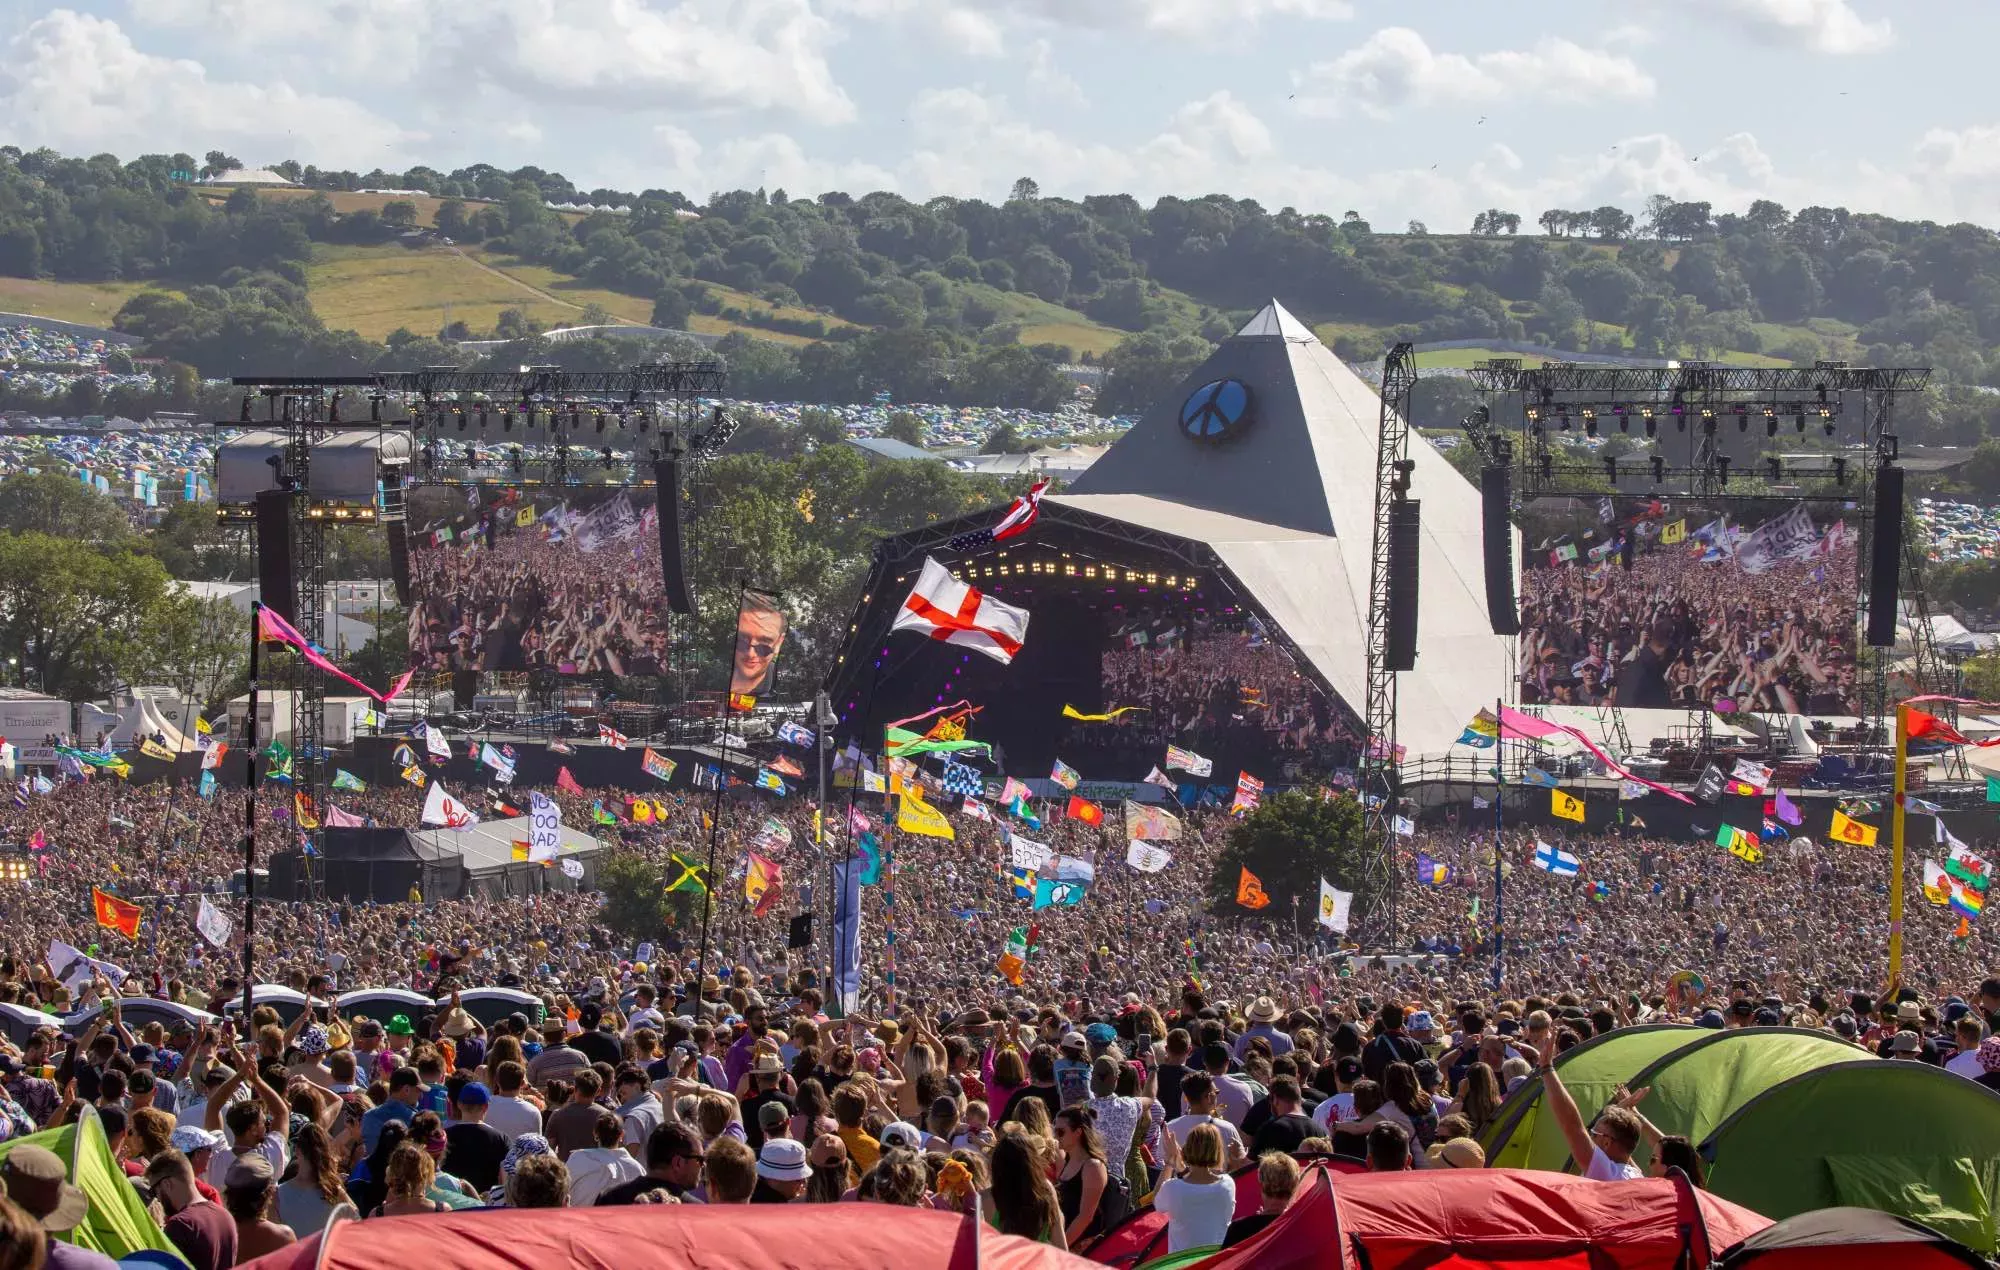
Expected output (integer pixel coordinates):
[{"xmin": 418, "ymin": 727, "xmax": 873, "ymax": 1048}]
[
  {"xmin": 1704, "ymin": 1060, "xmax": 2000, "ymax": 1255},
  {"xmin": 1482, "ymin": 1024, "xmax": 1699, "ymax": 1171},
  {"xmin": 0, "ymin": 1106, "xmax": 184, "ymax": 1263}
]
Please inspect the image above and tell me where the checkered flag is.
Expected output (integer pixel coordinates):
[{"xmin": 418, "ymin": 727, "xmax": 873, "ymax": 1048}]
[{"xmin": 940, "ymin": 760, "xmax": 983, "ymax": 797}]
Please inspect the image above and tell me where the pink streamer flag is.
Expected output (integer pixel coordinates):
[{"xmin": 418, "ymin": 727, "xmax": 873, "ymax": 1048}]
[
  {"xmin": 1496, "ymin": 707, "xmax": 1694, "ymax": 805},
  {"xmin": 256, "ymin": 606, "xmax": 414, "ymax": 705}
]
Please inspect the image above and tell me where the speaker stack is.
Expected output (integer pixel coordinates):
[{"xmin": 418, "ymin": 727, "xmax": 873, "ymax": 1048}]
[
  {"xmin": 254, "ymin": 489, "xmax": 296, "ymax": 623},
  {"xmin": 1386, "ymin": 500, "xmax": 1421, "ymax": 671},
  {"xmin": 655, "ymin": 454, "xmax": 695, "ymax": 617},
  {"xmin": 1866, "ymin": 464, "xmax": 1904, "ymax": 648},
  {"xmin": 1480, "ymin": 465, "xmax": 1520, "ymax": 636}
]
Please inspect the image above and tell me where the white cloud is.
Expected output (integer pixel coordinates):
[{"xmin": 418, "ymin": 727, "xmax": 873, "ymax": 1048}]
[
  {"xmin": 1296, "ymin": 28, "xmax": 1655, "ymax": 118},
  {"xmin": 828, "ymin": 0, "xmax": 1351, "ymax": 47},
  {"xmin": 1679, "ymin": 0, "xmax": 1892, "ymax": 54},
  {"xmin": 0, "ymin": 10, "xmax": 414, "ymax": 167},
  {"xmin": 133, "ymin": 0, "xmax": 856, "ymax": 123},
  {"xmin": 1025, "ymin": 39, "xmax": 1087, "ymax": 109},
  {"xmin": 634, "ymin": 124, "xmax": 897, "ymax": 201}
]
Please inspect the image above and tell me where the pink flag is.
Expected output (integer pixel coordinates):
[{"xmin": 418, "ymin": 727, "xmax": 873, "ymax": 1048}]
[
  {"xmin": 325, "ymin": 804, "xmax": 367, "ymax": 828},
  {"xmin": 256, "ymin": 606, "xmax": 414, "ymax": 705},
  {"xmin": 1496, "ymin": 707, "xmax": 1693, "ymax": 805}
]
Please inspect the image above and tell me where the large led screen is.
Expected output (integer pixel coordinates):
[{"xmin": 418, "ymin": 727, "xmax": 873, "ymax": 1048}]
[
  {"xmin": 1517, "ymin": 497, "xmax": 1860, "ymax": 715},
  {"xmin": 406, "ymin": 485, "xmax": 668, "ymax": 676}
]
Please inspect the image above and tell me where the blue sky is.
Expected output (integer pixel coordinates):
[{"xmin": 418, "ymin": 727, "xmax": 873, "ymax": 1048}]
[{"xmin": 0, "ymin": 0, "xmax": 1993, "ymax": 227}]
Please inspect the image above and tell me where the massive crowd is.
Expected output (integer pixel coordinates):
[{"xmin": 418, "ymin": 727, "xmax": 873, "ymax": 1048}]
[
  {"xmin": 0, "ymin": 749, "xmax": 1993, "ymax": 1265},
  {"xmin": 405, "ymin": 490, "xmax": 670, "ymax": 677},
  {"xmin": 1518, "ymin": 531, "xmax": 1861, "ymax": 716}
]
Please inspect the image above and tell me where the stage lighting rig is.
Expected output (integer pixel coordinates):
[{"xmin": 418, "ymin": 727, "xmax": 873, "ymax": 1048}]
[
  {"xmin": 1715, "ymin": 456, "xmax": 1732, "ymax": 487},
  {"xmin": 1767, "ymin": 457, "xmax": 1782, "ymax": 482},
  {"xmin": 1603, "ymin": 456, "xmax": 1617, "ymax": 484},
  {"xmin": 1650, "ymin": 456, "xmax": 1665, "ymax": 484}
]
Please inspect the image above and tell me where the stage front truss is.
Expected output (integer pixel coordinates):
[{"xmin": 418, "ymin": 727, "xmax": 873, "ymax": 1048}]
[
  {"xmin": 1362, "ymin": 344, "xmax": 1416, "ymax": 950},
  {"xmin": 1467, "ymin": 360, "xmax": 1941, "ymax": 762}
]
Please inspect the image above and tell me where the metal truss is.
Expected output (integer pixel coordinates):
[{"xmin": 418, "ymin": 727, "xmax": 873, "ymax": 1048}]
[
  {"xmin": 1467, "ymin": 361, "xmax": 1931, "ymax": 398},
  {"xmin": 1361, "ymin": 343, "xmax": 1416, "ymax": 950}
]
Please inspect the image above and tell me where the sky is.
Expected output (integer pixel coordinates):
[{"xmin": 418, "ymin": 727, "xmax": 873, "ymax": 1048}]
[{"xmin": 0, "ymin": 0, "xmax": 1995, "ymax": 228}]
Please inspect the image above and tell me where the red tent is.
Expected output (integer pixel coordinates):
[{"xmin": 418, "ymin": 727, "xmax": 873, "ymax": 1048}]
[
  {"xmin": 1085, "ymin": 1157, "xmax": 1368, "ymax": 1267},
  {"xmin": 1190, "ymin": 1166, "xmax": 1771, "ymax": 1270},
  {"xmin": 236, "ymin": 1202, "xmax": 1097, "ymax": 1270},
  {"xmin": 1715, "ymin": 1207, "xmax": 1990, "ymax": 1270}
]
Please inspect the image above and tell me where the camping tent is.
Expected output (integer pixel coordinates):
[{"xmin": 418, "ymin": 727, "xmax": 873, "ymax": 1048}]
[
  {"xmin": 1482, "ymin": 1025, "xmax": 1699, "ymax": 1171},
  {"xmin": 0, "ymin": 1106, "xmax": 181, "ymax": 1262},
  {"xmin": 1702, "ymin": 1060, "xmax": 2000, "ymax": 1253},
  {"xmin": 1087, "ymin": 1158, "xmax": 1366, "ymax": 1266},
  {"xmin": 407, "ymin": 814, "xmax": 606, "ymax": 898},
  {"xmin": 236, "ymin": 1199, "xmax": 1094, "ymax": 1270},
  {"xmin": 1189, "ymin": 1165, "xmax": 1768, "ymax": 1270},
  {"xmin": 1715, "ymin": 1207, "xmax": 1990, "ymax": 1270}
]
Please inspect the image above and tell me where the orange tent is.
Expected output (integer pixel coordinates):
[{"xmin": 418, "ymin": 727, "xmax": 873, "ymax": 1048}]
[
  {"xmin": 238, "ymin": 1202, "xmax": 1094, "ymax": 1270},
  {"xmin": 1192, "ymin": 1166, "xmax": 1770, "ymax": 1270}
]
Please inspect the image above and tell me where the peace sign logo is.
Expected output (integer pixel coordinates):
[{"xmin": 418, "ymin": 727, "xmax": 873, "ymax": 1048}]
[{"xmin": 1180, "ymin": 378, "xmax": 1252, "ymax": 443}]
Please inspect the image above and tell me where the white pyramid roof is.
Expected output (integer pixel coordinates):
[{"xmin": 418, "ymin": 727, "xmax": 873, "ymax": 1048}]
[{"xmin": 1235, "ymin": 299, "xmax": 1318, "ymax": 342}]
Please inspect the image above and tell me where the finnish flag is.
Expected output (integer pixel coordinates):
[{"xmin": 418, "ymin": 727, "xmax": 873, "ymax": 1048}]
[{"xmin": 1533, "ymin": 840, "xmax": 1581, "ymax": 876}]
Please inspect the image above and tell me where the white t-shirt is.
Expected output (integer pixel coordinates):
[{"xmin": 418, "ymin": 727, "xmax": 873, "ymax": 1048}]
[
  {"xmin": 1165, "ymin": 1114, "xmax": 1243, "ymax": 1160},
  {"xmin": 209, "ymin": 1133, "xmax": 289, "ymax": 1192},
  {"xmin": 1945, "ymin": 1049, "xmax": 1986, "ymax": 1080},
  {"xmin": 1583, "ymin": 1145, "xmax": 1642, "ymax": 1181},
  {"xmin": 1153, "ymin": 1174, "xmax": 1237, "ymax": 1253},
  {"xmin": 484, "ymin": 1094, "xmax": 544, "ymax": 1144},
  {"xmin": 1310, "ymin": 1092, "xmax": 1355, "ymax": 1130},
  {"xmin": 625, "ymin": 1007, "xmax": 666, "ymax": 1036}
]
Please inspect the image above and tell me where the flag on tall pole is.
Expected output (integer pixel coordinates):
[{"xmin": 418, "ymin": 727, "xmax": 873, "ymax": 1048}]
[
  {"xmin": 92, "ymin": 888, "xmax": 141, "ymax": 939},
  {"xmin": 890, "ymin": 557, "xmax": 1031, "ymax": 665}
]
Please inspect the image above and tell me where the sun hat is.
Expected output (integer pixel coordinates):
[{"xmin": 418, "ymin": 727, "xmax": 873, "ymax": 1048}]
[
  {"xmin": 170, "ymin": 1126, "xmax": 224, "ymax": 1155},
  {"xmin": 751, "ymin": 1051, "xmax": 784, "ymax": 1075},
  {"xmin": 0, "ymin": 1145, "xmax": 87, "ymax": 1231},
  {"xmin": 1245, "ymin": 997, "xmax": 1281, "ymax": 1024},
  {"xmin": 1407, "ymin": 1010, "xmax": 1436, "ymax": 1034},
  {"xmin": 1891, "ymin": 1030, "xmax": 1923, "ymax": 1054},
  {"xmin": 757, "ymin": 1138, "xmax": 813, "ymax": 1182},
  {"xmin": 295, "ymin": 1024, "xmax": 329, "ymax": 1057},
  {"xmin": 1978, "ymin": 1035, "xmax": 2000, "ymax": 1074},
  {"xmin": 440, "ymin": 1008, "xmax": 479, "ymax": 1039},
  {"xmin": 1897, "ymin": 1000, "xmax": 1923, "ymax": 1023},
  {"xmin": 386, "ymin": 1014, "xmax": 415, "ymax": 1037},
  {"xmin": 1084, "ymin": 1022, "xmax": 1117, "ymax": 1047},
  {"xmin": 1424, "ymin": 1138, "xmax": 1486, "ymax": 1169}
]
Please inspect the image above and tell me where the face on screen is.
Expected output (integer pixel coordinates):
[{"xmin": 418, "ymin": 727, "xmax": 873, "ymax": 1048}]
[{"xmin": 731, "ymin": 601, "xmax": 787, "ymax": 695}]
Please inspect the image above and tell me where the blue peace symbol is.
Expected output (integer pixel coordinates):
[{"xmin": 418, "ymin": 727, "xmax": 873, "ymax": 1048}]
[{"xmin": 1180, "ymin": 379, "xmax": 1252, "ymax": 442}]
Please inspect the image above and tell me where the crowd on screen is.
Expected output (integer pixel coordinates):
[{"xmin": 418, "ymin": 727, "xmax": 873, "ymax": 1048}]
[
  {"xmin": 1518, "ymin": 535, "xmax": 1860, "ymax": 715},
  {"xmin": 405, "ymin": 494, "xmax": 669, "ymax": 678}
]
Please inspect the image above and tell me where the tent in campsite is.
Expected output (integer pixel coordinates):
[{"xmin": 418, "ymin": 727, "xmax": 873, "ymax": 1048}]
[
  {"xmin": 1702, "ymin": 1060, "xmax": 2000, "ymax": 1254},
  {"xmin": 1086, "ymin": 1157, "xmax": 1366, "ymax": 1266},
  {"xmin": 1189, "ymin": 1165, "xmax": 1768, "ymax": 1270},
  {"xmin": 0, "ymin": 1107, "xmax": 179, "ymax": 1262},
  {"xmin": 237, "ymin": 1200, "xmax": 1092, "ymax": 1270},
  {"xmin": 1481, "ymin": 1024, "xmax": 1698, "ymax": 1170},
  {"xmin": 1715, "ymin": 1207, "xmax": 1990, "ymax": 1270}
]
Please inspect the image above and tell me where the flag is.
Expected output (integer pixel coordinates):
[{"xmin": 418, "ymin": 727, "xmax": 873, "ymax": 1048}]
[
  {"xmin": 1661, "ymin": 519, "xmax": 1687, "ymax": 545},
  {"xmin": 642, "ymin": 748, "xmax": 677, "ymax": 782},
  {"xmin": 1032, "ymin": 877, "xmax": 1087, "ymax": 909},
  {"xmin": 1906, "ymin": 708, "xmax": 1974, "ymax": 747},
  {"xmin": 768, "ymin": 754, "xmax": 805, "ymax": 779},
  {"xmin": 195, "ymin": 895, "xmax": 233, "ymax": 948},
  {"xmin": 1415, "ymin": 854, "xmax": 1452, "ymax": 885},
  {"xmin": 1065, "ymin": 795, "xmax": 1103, "ymax": 826},
  {"xmin": 1008, "ymin": 866, "xmax": 1036, "ymax": 900},
  {"xmin": 400, "ymin": 765, "xmax": 427, "ymax": 788},
  {"xmin": 1717, "ymin": 823, "xmax": 1764, "ymax": 864},
  {"xmin": 1551, "ymin": 790, "xmax": 1586, "ymax": 823},
  {"xmin": 332, "ymin": 769, "xmax": 366, "ymax": 793},
  {"xmin": 1730, "ymin": 760, "xmax": 1770, "ymax": 793},
  {"xmin": 1952, "ymin": 885, "xmax": 1986, "ymax": 919},
  {"xmin": 1989, "ymin": 775, "xmax": 2000, "ymax": 803},
  {"xmin": 391, "ymin": 742, "xmax": 418, "ymax": 769},
  {"xmin": 1456, "ymin": 710, "xmax": 1500, "ymax": 749},
  {"xmin": 940, "ymin": 760, "xmax": 983, "ymax": 797},
  {"xmin": 998, "ymin": 777, "xmax": 1032, "ymax": 805},
  {"xmin": 1522, "ymin": 767, "xmax": 1558, "ymax": 790},
  {"xmin": 1125, "ymin": 841, "xmax": 1173, "ymax": 872},
  {"xmin": 1063, "ymin": 704, "xmax": 1144, "ymax": 722},
  {"xmin": 590, "ymin": 801, "xmax": 617, "ymax": 826},
  {"xmin": 198, "ymin": 741, "xmax": 228, "ymax": 772},
  {"xmin": 891, "ymin": 556, "xmax": 1031, "ymax": 664},
  {"xmin": 1009, "ymin": 833, "xmax": 1054, "ymax": 873},
  {"xmin": 92, "ymin": 888, "xmax": 141, "ymax": 939},
  {"xmin": 555, "ymin": 767, "xmax": 585, "ymax": 796},
  {"xmin": 950, "ymin": 477, "xmax": 1049, "ymax": 552},
  {"xmin": 776, "ymin": 721, "xmax": 817, "ymax": 748},
  {"xmin": 139, "ymin": 737, "xmax": 175, "ymax": 761},
  {"xmin": 746, "ymin": 853, "xmax": 783, "ymax": 916},
  {"xmin": 629, "ymin": 799, "xmax": 654, "ymax": 825},
  {"xmin": 599, "ymin": 724, "xmax": 628, "ymax": 750},
  {"xmin": 293, "ymin": 791, "xmax": 320, "ymax": 830},
  {"xmin": 1144, "ymin": 766, "xmax": 1177, "ymax": 791},
  {"xmin": 1048, "ymin": 759, "xmax": 1081, "ymax": 790},
  {"xmin": 479, "ymin": 742, "xmax": 516, "ymax": 782},
  {"xmin": 1236, "ymin": 866, "xmax": 1272, "ymax": 910},
  {"xmin": 527, "ymin": 791, "xmax": 562, "ymax": 862},
  {"xmin": 728, "ymin": 692, "xmax": 758, "ymax": 713},
  {"xmin": 1123, "ymin": 801, "xmax": 1181, "ymax": 841},
  {"xmin": 1164, "ymin": 746, "xmax": 1213, "ymax": 777},
  {"xmin": 1922, "ymin": 860, "xmax": 1952, "ymax": 907},
  {"xmin": 1946, "ymin": 842, "xmax": 1992, "ymax": 893},
  {"xmin": 1531, "ymin": 841, "xmax": 1581, "ymax": 876},
  {"xmin": 1007, "ymin": 795, "xmax": 1041, "ymax": 828},
  {"xmin": 754, "ymin": 769, "xmax": 790, "ymax": 795},
  {"xmin": 421, "ymin": 783, "xmax": 478, "ymax": 828},
  {"xmin": 666, "ymin": 852, "xmax": 710, "ymax": 894},
  {"xmin": 1619, "ymin": 780, "xmax": 1650, "ymax": 801},
  {"xmin": 254, "ymin": 605, "xmax": 415, "ymax": 705},
  {"xmin": 961, "ymin": 796, "xmax": 991, "ymax": 821},
  {"xmin": 1391, "ymin": 815, "xmax": 1415, "ymax": 837},
  {"xmin": 1318, "ymin": 879, "xmax": 1352, "ymax": 932},
  {"xmin": 194, "ymin": 715, "xmax": 212, "ymax": 735},
  {"xmin": 325, "ymin": 804, "xmax": 366, "ymax": 828},
  {"xmin": 1232, "ymin": 772, "xmax": 1264, "ymax": 817},
  {"xmin": 1829, "ymin": 809, "xmax": 1878, "ymax": 847},
  {"xmin": 1773, "ymin": 790, "xmax": 1803, "ymax": 826},
  {"xmin": 897, "ymin": 789, "xmax": 955, "ymax": 839},
  {"xmin": 425, "ymin": 726, "xmax": 452, "ymax": 761},
  {"xmin": 997, "ymin": 926, "xmax": 1032, "ymax": 984}
]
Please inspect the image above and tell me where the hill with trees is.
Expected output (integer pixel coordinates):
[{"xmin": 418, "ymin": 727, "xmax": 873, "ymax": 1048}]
[{"xmin": 6, "ymin": 146, "xmax": 2000, "ymax": 439}]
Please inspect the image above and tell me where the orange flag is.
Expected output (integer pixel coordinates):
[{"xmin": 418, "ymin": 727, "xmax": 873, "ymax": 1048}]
[
  {"xmin": 1065, "ymin": 796, "xmax": 1103, "ymax": 827},
  {"xmin": 92, "ymin": 887, "xmax": 142, "ymax": 939},
  {"xmin": 1235, "ymin": 867, "xmax": 1272, "ymax": 911}
]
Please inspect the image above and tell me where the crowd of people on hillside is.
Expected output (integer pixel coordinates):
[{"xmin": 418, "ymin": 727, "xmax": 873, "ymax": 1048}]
[
  {"xmin": 406, "ymin": 490, "xmax": 668, "ymax": 678},
  {"xmin": 1518, "ymin": 527, "xmax": 1860, "ymax": 716}
]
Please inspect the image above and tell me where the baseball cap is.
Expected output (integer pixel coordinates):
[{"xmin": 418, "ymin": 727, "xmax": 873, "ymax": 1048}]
[
  {"xmin": 757, "ymin": 1101, "xmax": 791, "ymax": 1130},
  {"xmin": 1752, "ymin": 1008, "xmax": 1781, "ymax": 1027},
  {"xmin": 128, "ymin": 1043, "xmax": 156, "ymax": 1064},
  {"xmin": 1084, "ymin": 1023, "xmax": 1117, "ymax": 1046},
  {"xmin": 879, "ymin": 1121, "xmax": 923, "ymax": 1150},
  {"xmin": 1060, "ymin": 1031, "xmax": 1087, "ymax": 1050},
  {"xmin": 1695, "ymin": 1009, "xmax": 1727, "ymax": 1029},
  {"xmin": 757, "ymin": 1138, "xmax": 813, "ymax": 1182},
  {"xmin": 1407, "ymin": 1011, "xmax": 1436, "ymax": 1033},
  {"xmin": 1829, "ymin": 1013, "xmax": 1858, "ymax": 1038},
  {"xmin": 457, "ymin": 1081, "xmax": 491, "ymax": 1107},
  {"xmin": 223, "ymin": 1154, "xmax": 274, "ymax": 1190}
]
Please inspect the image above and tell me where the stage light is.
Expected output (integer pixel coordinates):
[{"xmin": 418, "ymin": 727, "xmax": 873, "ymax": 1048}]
[
  {"xmin": 1526, "ymin": 407, "xmax": 1541, "ymax": 423},
  {"xmin": 1765, "ymin": 408, "xmax": 1778, "ymax": 438},
  {"xmin": 1716, "ymin": 456, "xmax": 1732, "ymax": 487},
  {"xmin": 1643, "ymin": 410, "xmax": 1657, "ymax": 439},
  {"xmin": 1146, "ymin": 572, "xmax": 1158, "ymax": 585},
  {"xmin": 1583, "ymin": 410, "xmax": 1597, "ymax": 439}
]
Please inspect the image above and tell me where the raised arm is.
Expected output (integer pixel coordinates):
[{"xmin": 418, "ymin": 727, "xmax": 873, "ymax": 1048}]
[{"xmin": 1536, "ymin": 1036, "xmax": 1594, "ymax": 1171}]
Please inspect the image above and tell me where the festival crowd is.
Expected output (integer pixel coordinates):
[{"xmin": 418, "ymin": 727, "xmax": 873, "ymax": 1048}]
[{"xmin": 0, "ymin": 751, "xmax": 1993, "ymax": 1265}]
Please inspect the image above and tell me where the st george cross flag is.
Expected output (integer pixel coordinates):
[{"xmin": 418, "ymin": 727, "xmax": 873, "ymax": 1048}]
[
  {"xmin": 1319, "ymin": 879, "xmax": 1353, "ymax": 932},
  {"xmin": 599, "ymin": 724, "xmax": 629, "ymax": 750},
  {"xmin": 422, "ymin": 782, "xmax": 478, "ymax": 829},
  {"xmin": 1048, "ymin": 759, "xmax": 1081, "ymax": 790},
  {"xmin": 1164, "ymin": 746, "xmax": 1213, "ymax": 777},
  {"xmin": 1531, "ymin": 841, "xmax": 1581, "ymax": 876},
  {"xmin": 195, "ymin": 895, "xmax": 234, "ymax": 949},
  {"xmin": 891, "ymin": 556, "xmax": 1031, "ymax": 665}
]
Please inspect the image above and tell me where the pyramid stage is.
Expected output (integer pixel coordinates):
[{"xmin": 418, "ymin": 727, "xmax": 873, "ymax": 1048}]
[{"xmin": 821, "ymin": 302, "xmax": 1506, "ymax": 798}]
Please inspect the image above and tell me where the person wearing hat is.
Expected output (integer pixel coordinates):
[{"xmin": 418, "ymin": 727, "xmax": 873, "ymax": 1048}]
[
  {"xmin": 2, "ymin": 1143, "xmax": 118, "ymax": 1269},
  {"xmin": 878, "ymin": 1120, "xmax": 923, "ymax": 1152},
  {"xmin": 126, "ymin": 1043, "xmax": 176, "ymax": 1117},
  {"xmin": 144, "ymin": 1148, "xmax": 237, "ymax": 1270},
  {"xmin": 1054, "ymin": 1031, "xmax": 1091, "ymax": 1108},
  {"xmin": 1404, "ymin": 1011, "xmax": 1439, "ymax": 1055},
  {"xmin": 1889, "ymin": 1031, "xmax": 1927, "ymax": 1061},
  {"xmin": 1877, "ymin": 1001, "xmax": 1938, "ymax": 1062},
  {"xmin": 442, "ymin": 1083, "xmax": 508, "ymax": 1194},
  {"xmin": 1233, "ymin": 997, "xmax": 1294, "ymax": 1061},
  {"xmin": 752, "ymin": 1138, "xmax": 812, "ymax": 1203},
  {"xmin": 223, "ymin": 1154, "xmax": 296, "ymax": 1262},
  {"xmin": 1424, "ymin": 1137, "xmax": 1487, "ymax": 1169},
  {"xmin": 167, "ymin": 1127, "xmax": 226, "ymax": 1204},
  {"xmin": 739, "ymin": 1050, "xmax": 792, "ymax": 1151}
]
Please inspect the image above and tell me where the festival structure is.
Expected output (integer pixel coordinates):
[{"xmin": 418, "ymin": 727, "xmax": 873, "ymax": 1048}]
[{"xmin": 823, "ymin": 302, "xmax": 1505, "ymax": 783}]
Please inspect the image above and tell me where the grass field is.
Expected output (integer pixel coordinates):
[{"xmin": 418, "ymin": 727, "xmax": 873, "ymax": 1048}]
[
  {"xmin": 306, "ymin": 243, "xmax": 592, "ymax": 341},
  {"xmin": 0, "ymin": 277, "xmax": 152, "ymax": 329}
]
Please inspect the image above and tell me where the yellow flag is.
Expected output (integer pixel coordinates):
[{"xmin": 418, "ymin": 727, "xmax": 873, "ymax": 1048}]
[
  {"xmin": 139, "ymin": 738, "xmax": 176, "ymax": 761},
  {"xmin": 515, "ymin": 504, "xmax": 535, "ymax": 527},
  {"xmin": 1721, "ymin": 825, "xmax": 1764, "ymax": 864},
  {"xmin": 1551, "ymin": 790, "xmax": 1586, "ymax": 823},
  {"xmin": 1829, "ymin": 809, "xmax": 1878, "ymax": 847},
  {"xmin": 1661, "ymin": 519, "xmax": 1687, "ymax": 546},
  {"xmin": 897, "ymin": 789, "xmax": 955, "ymax": 840},
  {"xmin": 511, "ymin": 841, "xmax": 531, "ymax": 861},
  {"xmin": 194, "ymin": 716, "xmax": 212, "ymax": 736},
  {"xmin": 1062, "ymin": 705, "xmax": 1146, "ymax": 722}
]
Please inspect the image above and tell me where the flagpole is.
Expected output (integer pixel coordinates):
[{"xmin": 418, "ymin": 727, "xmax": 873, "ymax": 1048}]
[
  {"xmin": 1889, "ymin": 701, "xmax": 1910, "ymax": 991},
  {"xmin": 1491, "ymin": 693, "xmax": 1506, "ymax": 993},
  {"xmin": 241, "ymin": 603, "xmax": 261, "ymax": 1022}
]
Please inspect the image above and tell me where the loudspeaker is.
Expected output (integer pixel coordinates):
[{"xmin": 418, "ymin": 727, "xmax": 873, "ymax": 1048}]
[
  {"xmin": 1866, "ymin": 465, "xmax": 1904, "ymax": 648},
  {"xmin": 654, "ymin": 455, "xmax": 694, "ymax": 616},
  {"xmin": 254, "ymin": 489, "xmax": 296, "ymax": 624},
  {"xmin": 386, "ymin": 521, "xmax": 411, "ymax": 608},
  {"xmin": 453, "ymin": 669, "xmax": 478, "ymax": 711},
  {"xmin": 1480, "ymin": 467, "xmax": 1519, "ymax": 636},
  {"xmin": 1387, "ymin": 499, "xmax": 1421, "ymax": 671}
]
